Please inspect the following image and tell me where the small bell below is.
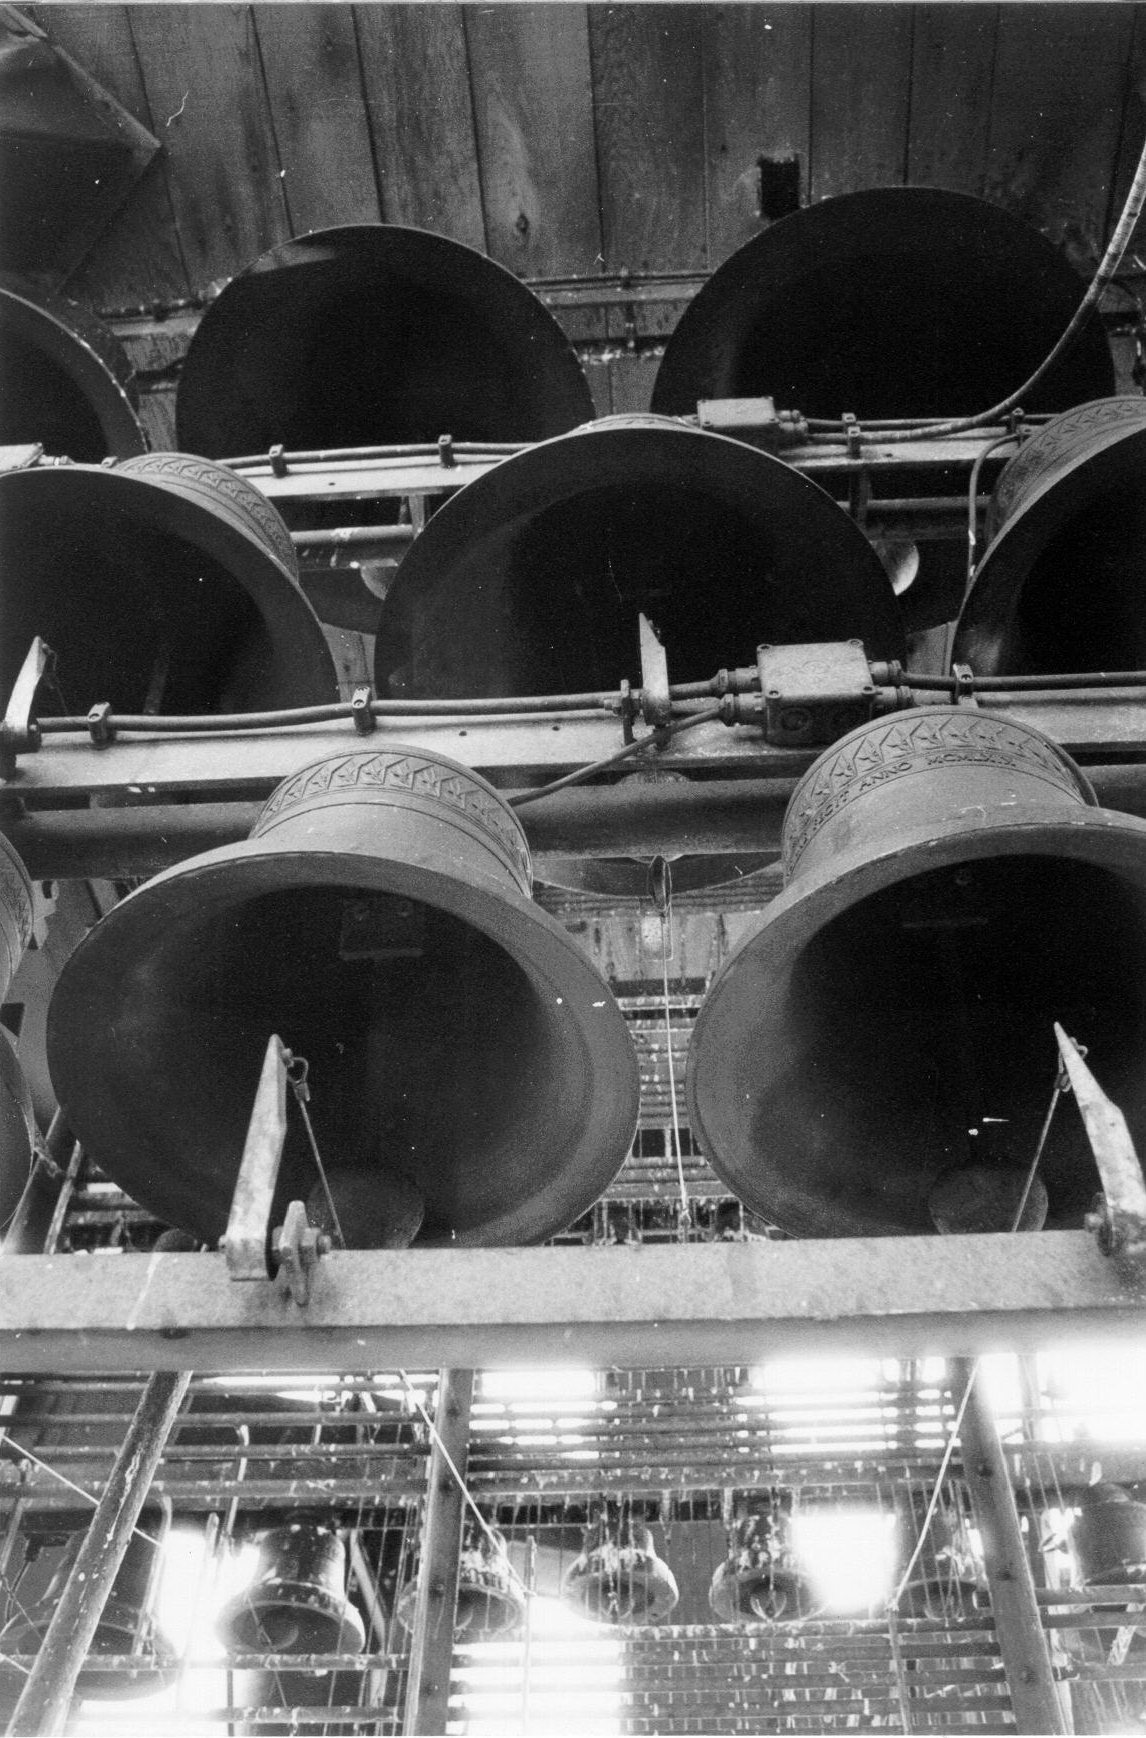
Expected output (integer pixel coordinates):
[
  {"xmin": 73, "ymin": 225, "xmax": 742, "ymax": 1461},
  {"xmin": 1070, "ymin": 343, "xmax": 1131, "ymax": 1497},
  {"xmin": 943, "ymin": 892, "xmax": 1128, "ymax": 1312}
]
[
  {"xmin": 397, "ymin": 1525, "xmax": 525, "ymax": 1638},
  {"xmin": 217, "ymin": 1524, "xmax": 366, "ymax": 1656},
  {"xmin": 561, "ymin": 1518, "xmax": 679, "ymax": 1625},
  {"xmin": 708, "ymin": 1515, "xmax": 814, "ymax": 1624},
  {"xmin": 0, "ymin": 1513, "xmax": 176, "ymax": 1702}
]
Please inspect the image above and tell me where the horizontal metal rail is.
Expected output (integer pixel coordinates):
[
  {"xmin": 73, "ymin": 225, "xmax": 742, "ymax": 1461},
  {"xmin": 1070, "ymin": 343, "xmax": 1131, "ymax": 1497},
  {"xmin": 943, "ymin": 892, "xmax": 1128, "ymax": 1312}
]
[{"xmin": 0, "ymin": 1234, "xmax": 1140, "ymax": 1372}]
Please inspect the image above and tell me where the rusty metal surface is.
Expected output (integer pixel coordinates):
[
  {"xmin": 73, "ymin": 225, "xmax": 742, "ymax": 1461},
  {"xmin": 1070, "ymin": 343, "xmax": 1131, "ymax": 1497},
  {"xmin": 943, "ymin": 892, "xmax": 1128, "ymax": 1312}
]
[{"xmin": 176, "ymin": 225, "xmax": 594, "ymax": 459}]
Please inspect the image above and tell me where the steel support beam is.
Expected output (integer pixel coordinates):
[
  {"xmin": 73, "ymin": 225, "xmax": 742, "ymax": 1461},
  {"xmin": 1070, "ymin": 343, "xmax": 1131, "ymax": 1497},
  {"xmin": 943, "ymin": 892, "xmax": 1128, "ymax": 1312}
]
[
  {"xmin": 402, "ymin": 1370, "xmax": 473, "ymax": 1737},
  {"xmin": 2, "ymin": 777, "xmax": 797, "ymax": 882},
  {"xmin": 5, "ymin": 696, "xmax": 1146, "ymax": 814},
  {"xmin": 953, "ymin": 1360, "xmax": 1070, "ymax": 1734},
  {"xmin": 6, "ymin": 1369, "xmax": 190, "ymax": 1736},
  {"xmin": 0, "ymin": 1235, "xmax": 1140, "ymax": 1373},
  {"xmin": 9, "ymin": 761, "xmax": 1146, "ymax": 882}
]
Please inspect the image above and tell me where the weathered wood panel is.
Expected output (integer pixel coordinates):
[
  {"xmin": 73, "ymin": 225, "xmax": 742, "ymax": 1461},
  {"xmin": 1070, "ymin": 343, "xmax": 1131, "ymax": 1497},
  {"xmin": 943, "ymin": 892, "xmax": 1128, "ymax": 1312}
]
[
  {"xmin": 907, "ymin": 4, "xmax": 998, "ymax": 194},
  {"xmin": 809, "ymin": 4, "xmax": 914, "ymax": 200},
  {"xmin": 466, "ymin": 5, "xmax": 601, "ymax": 279},
  {"xmin": 702, "ymin": 6, "xmax": 812, "ymax": 266},
  {"xmin": 589, "ymin": 5, "xmax": 707, "ymax": 273},
  {"xmin": 252, "ymin": 5, "xmax": 381, "ymax": 234},
  {"xmin": 124, "ymin": 4, "xmax": 290, "ymax": 290},
  {"xmin": 353, "ymin": 3, "xmax": 485, "ymax": 249},
  {"xmin": 29, "ymin": 3, "xmax": 190, "ymax": 309},
  {"xmin": 984, "ymin": 3, "xmax": 1133, "ymax": 267}
]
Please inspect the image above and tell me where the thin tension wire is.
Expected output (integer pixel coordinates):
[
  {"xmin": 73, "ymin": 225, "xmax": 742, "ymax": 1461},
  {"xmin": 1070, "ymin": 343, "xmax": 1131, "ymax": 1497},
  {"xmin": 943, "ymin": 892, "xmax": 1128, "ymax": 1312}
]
[{"xmin": 886, "ymin": 1039, "xmax": 1073, "ymax": 1733}]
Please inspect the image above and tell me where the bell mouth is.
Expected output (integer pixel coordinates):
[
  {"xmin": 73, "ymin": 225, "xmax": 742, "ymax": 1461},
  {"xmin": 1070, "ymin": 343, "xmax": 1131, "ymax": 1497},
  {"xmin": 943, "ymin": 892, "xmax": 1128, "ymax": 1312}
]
[
  {"xmin": 956, "ymin": 406, "xmax": 1146, "ymax": 678},
  {"xmin": 0, "ymin": 466, "xmax": 336, "ymax": 717},
  {"xmin": 176, "ymin": 224, "xmax": 593, "ymax": 458},
  {"xmin": 47, "ymin": 843, "xmax": 638, "ymax": 1250},
  {"xmin": 0, "ymin": 275, "xmax": 146, "ymax": 461},
  {"xmin": 651, "ymin": 187, "xmax": 1113, "ymax": 421},
  {"xmin": 375, "ymin": 421, "xmax": 903, "ymax": 701},
  {"xmin": 687, "ymin": 811, "xmax": 1146, "ymax": 1238}
]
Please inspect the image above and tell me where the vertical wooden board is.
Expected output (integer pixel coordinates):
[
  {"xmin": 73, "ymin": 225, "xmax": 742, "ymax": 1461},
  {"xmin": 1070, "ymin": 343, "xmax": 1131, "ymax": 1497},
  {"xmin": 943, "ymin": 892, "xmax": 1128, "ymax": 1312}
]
[
  {"xmin": 589, "ymin": 5, "xmax": 707, "ymax": 273},
  {"xmin": 907, "ymin": 5, "xmax": 999, "ymax": 193},
  {"xmin": 984, "ymin": 4, "xmax": 1134, "ymax": 268},
  {"xmin": 809, "ymin": 5, "xmax": 914, "ymax": 201},
  {"xmin": 465, "ymin": 5, "xmax": 602, "ymax": 279},
  {"xmin": 608, "ymin": 352, "xmax": 656, "ymax": 414},
  {"xmin": 353, "ymin": 4, "xmax": 485, "ymax": 249},
  {"xmin": 124, "ymin": 4, "xmax": 290, "ymax": 292},
  {"xmin": 252, "ymin": 6, "xmax": 381, "ymax": 234},
  {"xmin": 702, "ymin": 6, "xmax": 812, "ymax": 267},
  {"xmin": 584, "ymin": 354, "xmax": 614, "ymax": 417},
  {"xmin": 136, "ymin": 386, "xmax": 177, "ymax": 452},
  {"xmin": 27, "ymin": 4, "xmax": 190, "ymax": 309}
]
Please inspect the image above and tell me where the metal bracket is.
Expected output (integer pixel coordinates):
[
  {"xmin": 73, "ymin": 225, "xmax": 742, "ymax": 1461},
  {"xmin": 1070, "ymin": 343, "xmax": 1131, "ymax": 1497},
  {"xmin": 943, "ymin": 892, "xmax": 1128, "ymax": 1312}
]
[
  {"xmin": 842, "ymin": 412, "xmax": 864, "ymax": 462},
  {"xmin": 350, "ymin": 686, "xmax": 376, "ymax": 734},
  {"xmin": 952, "ymin": 663, "xmax": 978, "ymax": 708},
  {"xmin": 0, "ymin": 638, "xmax": 53, "ymax": 778},
  {"xmin": 639, "ymin": 613, "xmax": 671, "ymax": 731},
  {"xmin": 1055, "ymin": 1023, "xmax": 1146, "ymax": 1258},
  {"xmin": 222, "ymin": 1034, "xmax": 330, "ymax": 1303},
  {"xmin": 271, "ymin": 1200, "xmax": 328, "ymax": 1306},
  {"xmin": 222, "ymin": 1033, "xmax": 291, "ymax": 1282}
]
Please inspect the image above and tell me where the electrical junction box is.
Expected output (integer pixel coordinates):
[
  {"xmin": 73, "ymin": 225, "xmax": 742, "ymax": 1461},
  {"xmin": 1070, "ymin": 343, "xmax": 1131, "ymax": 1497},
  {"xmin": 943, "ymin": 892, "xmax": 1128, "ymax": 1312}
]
[{"xmin": 756, "ymin": 640, "xmax": 876, "ymax": 747}]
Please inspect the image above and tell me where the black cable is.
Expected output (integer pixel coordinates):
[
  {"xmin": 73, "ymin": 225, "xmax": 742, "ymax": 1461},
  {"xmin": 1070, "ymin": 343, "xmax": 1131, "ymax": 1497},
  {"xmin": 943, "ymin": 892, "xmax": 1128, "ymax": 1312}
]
[
  {"xmin": 965, "ymin": 433, "xmax": 1020, "ymax": 591},
  {"xmin": 508, "ymin": 708, "xmax": 722, "ymax": 809}
]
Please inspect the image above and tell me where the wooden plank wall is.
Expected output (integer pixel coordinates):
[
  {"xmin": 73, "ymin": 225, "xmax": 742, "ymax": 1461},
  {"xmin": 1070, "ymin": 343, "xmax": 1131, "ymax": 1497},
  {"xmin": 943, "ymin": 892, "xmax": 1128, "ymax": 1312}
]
[{"xmin": 26, "ymin": 1, "xmax": 1146, "ymax": 421}]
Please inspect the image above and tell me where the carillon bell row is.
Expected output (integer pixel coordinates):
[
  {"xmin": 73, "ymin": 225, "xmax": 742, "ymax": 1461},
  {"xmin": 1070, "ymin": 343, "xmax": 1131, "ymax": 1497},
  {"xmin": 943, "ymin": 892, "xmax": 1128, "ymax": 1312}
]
[{"xmin": 3, "ymin": 186, "xmax": 1146, "ymax": 1251}]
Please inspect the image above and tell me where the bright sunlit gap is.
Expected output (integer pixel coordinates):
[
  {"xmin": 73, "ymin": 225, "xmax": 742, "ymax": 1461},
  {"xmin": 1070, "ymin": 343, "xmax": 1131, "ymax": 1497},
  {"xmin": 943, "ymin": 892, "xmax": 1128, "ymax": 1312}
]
[{"xmin": 790, "ymin": 1509, "xmax": 899, "ymax": 1615}]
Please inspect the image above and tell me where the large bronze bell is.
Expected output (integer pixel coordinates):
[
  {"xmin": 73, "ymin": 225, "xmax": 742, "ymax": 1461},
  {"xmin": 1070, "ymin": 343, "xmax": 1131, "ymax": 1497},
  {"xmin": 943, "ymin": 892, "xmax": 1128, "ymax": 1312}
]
[
  {"xmin": 396, "ymin": 1525, "xmax": 525, "ymax": 1637},
  {"xmin": 176, "ymin": 224, "xmax": 594, "ymax": 459},
  {"xmin": 687, "ymin": 706, "xmax": 1146, "ymax": 1237},
  {"xmin": 955, "ymin": 398, "xmax": 1146, "ymax": 678},
  {"xmin": 561, "ymin": 1519, "xmax": 679, "ymax": 1625},
  {"xmin": 218, "ymin": 1524, "xmax": 366, "ymax": 1655},
  {"xmin": 0, "ymin": 1513, "xmax": 176, "ymax": 1700},
  {"xmin": 47, "ymin": 747, "xmax": 640, "ymax": 1246},
  {"xmin": 708, "ymin": 1515, "xmax": 814, "ymax": 1625},
  {"xmin": 0, "ymin": 452, "xmax": 338, "ymax": 717},
  {"xmin": 376, "ymin": 414, "xmax": 904, "ymax": 700},
  {"xmin": 0, "ymin": 834, "xmax": 36, "ymax": 1235},
  {"xmin": 652, "ymin": 188, "xmax": 1113, "ymax": 422},
  {"xmin": 0, "ymin": 274, "xmax": 146, "ymax": 460}
]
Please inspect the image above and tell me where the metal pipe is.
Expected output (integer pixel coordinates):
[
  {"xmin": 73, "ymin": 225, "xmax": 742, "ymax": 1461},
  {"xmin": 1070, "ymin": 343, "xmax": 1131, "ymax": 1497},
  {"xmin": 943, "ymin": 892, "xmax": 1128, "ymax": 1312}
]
[
  {"xmin": 402, "ymin": 1370, "xmax": 474, "ymax": 1737},
  {"xmin": 6, "ymin": 1369, "xmax": 191, "ymax": 1735},
  {"xmin": 952, "ymin": 1360, "xmax": 1070, "ymax": 1735},
  {"xmin": 10, "ymin": 759, "xmax": 1146, "ymax": 882},
  {"xmin": 2, "ymin": 1113, "xmax": 74, "ymax": 1255}
]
